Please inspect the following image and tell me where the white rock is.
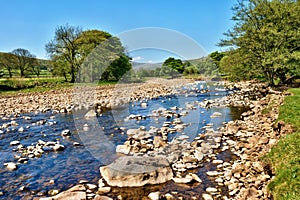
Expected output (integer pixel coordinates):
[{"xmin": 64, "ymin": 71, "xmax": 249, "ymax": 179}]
[
  {"xmin": 206, "ymin": 171, "xmax": 221, "ymax": 176},
  {"xmin": 206, "ymin": 187, "xmax": 218, "ymax": 193},
  {"xmin": 141, "ymin": 102, "xmax": 148, "ymax": 107},
  {"xmin": 202, "ymin": 193, "xmax": 213, "ymax": 200},
  {"xmin": 212, "ymin": 160, "xmax": 224, "ymax": 164},
  {"xmin": 4, "ymin": 162, "xmax": 18, "ymax": 170},
  {"xmin": 10, "ymin": 141, "xmax": 20, "ymax": 146},
  {"xmin": 148, "ymin": 191, "xmax": 160, "ymax": 200},
  {"xmin": 97, "ymin": 187, "xmax": 111, "ymax": 194},
  {"xmin": 61, "ymin": 129, "xmax": 71, "ymax": 137},
  {"xmin": 86, "ymin": 184, "xmax": 97, "ymax": 190},
  {"xmin": 116, "ymin": 145, "xmax": 131, "ymax": 155}
]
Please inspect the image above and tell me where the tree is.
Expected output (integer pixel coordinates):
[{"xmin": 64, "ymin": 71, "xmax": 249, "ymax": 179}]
[
  {"xmin": 11, "ymin": 48, "xmax": 36, "ymax": 77},
  {"xmin": 0, "ymin": 52, "xmax": 17, "ymax": 78},
  {"xmin": 46, "ymin": 24, "xmax": 83, "ymax": 83},
  {"xmin": 47, "ymin": 26, "xmax": 131, "ymax": 83},
  {"xmin": 209, "ymin": 51, "xmax": 225, "ymax": 68},
  {"xmin": 162, "ymin": 57, "xmax": 184, "ymax": 74},
  {"xmin": 219, "ymin": 0, "xmax": 300, "ymax": 85}
]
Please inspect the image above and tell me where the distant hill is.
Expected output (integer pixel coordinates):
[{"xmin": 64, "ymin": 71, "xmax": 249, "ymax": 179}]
[{"xmin": 131, "ymin": 62, "xmax": 162, "ymax": 70}]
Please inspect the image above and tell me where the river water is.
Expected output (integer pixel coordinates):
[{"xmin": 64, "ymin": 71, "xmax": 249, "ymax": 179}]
[{"xmin": 0, "ymin": 82, "xmax": 246, "ymax": 199}]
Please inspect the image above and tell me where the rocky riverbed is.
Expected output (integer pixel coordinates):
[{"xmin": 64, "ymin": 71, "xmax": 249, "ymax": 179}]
[{"xmin": 0, "ymin": 79, "xmax": 287, "ymax": 199}]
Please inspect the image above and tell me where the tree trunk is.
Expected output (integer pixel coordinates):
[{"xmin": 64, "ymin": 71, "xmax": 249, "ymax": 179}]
[{"xmin": 8, "ymin": 69, "xmax": 12, "ymax": 78}]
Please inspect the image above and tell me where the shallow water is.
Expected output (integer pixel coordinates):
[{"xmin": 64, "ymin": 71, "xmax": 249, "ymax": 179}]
[{"xmin": 0, "ymin": 82, "xmax": 246, "ymax": 199}]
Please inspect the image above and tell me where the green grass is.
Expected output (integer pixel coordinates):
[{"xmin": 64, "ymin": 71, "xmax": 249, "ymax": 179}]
[
  {"xmin": 0, "ymin": 77, "xmax": 72, "ymax": 95},
  {"xmin": 0, "ymin": 77, "xmax": 120, "ymax": 96},
  {"xmin": 266, "ymin": 88, "xmax": 300, "ymax": 200}
]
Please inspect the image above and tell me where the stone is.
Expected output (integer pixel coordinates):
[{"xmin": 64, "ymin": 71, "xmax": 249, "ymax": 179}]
[
  {"xmin": 190, "ymin": 173, "xmax": 202, "ymax": 183},
  {"xmin": 141, "ymin": 102, "xmax": 148, "ymax": 107},
  {"xmin": 252, "ymin": 162, "xmax": 264, "ymax": 173},
  {"xmin": 116, "ymin": 145, "xmax": 131, "ymax": 155},
  {"xmin": 85, "ymin": 110, "xmax": 97, "ymax": 119},
  {"xmin": 93, "ymin": 195, "xmax": 113, "ymax": 200},
  {"xmin": 41, "ymin": 185, "xmax": 86, "ymax": 200},
  {"xmin": 61, "ymin": 129, "xmax": 71, "ymax": 137},
  {"xmin": 86, "ymin": 184, "xmax": 97, "ymax": 190},
  {"xmin": 202, "ymin": 194, "xmax": 213, "ymax": 200},
  {"xmin": 153, "ymin": 136, "xmax": 166, "ymax": 148},
  {"xmin": 212, "ymin": 160, "xmax": 223, "ymax": 164},
  {"xmin": 4, "ymin": 162, "xmax": 18, "ymax": 170},
  {"xmin": 97, "ymin": 187, "xmax": 111, "ymax": 194},
  {"xmin": 206, "ymin": 171, "xmax": 220, "ymax": 177},
  {"xmin": 10, "ymin": 140, "xmax": 20, "ymax": 146},
  {"xmin": 148, "ymin": 191, "xmax": 160, "ymax": 200},
  {"xmin": 172, "ymin": 175, "xmax": 193, "ymax": 184},
  {"xmin": 206, "ymin": 187, "xmax": 218, "ymax": 193},
  {"xmin": 194, "ymin": 150, "xmax": 204, "ymax": 161},
  {"xmin": 100, "ymin": 156, "xmax": 173, "ymax": 187},
  {"xmin": 53, "ymin": 144, "xmax": 65, "ymax": 151},
  {"xmin": 164, "ymin": 193, "xmax": 174, "ymax": 200}
]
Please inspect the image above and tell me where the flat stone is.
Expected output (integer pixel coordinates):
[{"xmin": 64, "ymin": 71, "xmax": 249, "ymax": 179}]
[
  {"xmin": 10, "ymin": 141, "xmax": 20, "ymax": 146},
  {"xmin": 4, "ymin": 162, "xmax": 18, "ymax": 170},
  {"xmin": 100, "ymin": 156, "xmax": 173, "ymax": 187},
  {"xmin": 202, "ymin": 194, "xmax": 213, "ymax": 200},
  {"xmin": 97, "ymin": 187, "xmax": 111, "ymax": 194},
  {"xmin": 206, "ymin": 171, "xmax": 220, "ymax": 176},
  {"xmin": 212, "ymin": 160, "xmax": 224, "ymax": 164},
  {"xmin": 40, "ymin": 185, "xmax": 86, "ymax": 200},
  {"xmin": 93, "ymin": 195, "xmax": 113, "ymax": 200},
  {"xmin": 116, "ymin": 145, "xmax": 131, "ymax": 155},
  {"xmin": 85, "ymin": 110, "xmax": 97, "ymax": 119},
  {"xmin": 148, "ymin": 191, "xmax": 160, "ymax": 200},
  {"xmin": 206, "ymin": 187, "xmax": 218, "ymax": 193}
]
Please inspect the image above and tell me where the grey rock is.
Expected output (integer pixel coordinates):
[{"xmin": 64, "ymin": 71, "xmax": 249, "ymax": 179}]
[{"xmin": 100, "ymin": 156, "xmax": 173, "ymax": 187}]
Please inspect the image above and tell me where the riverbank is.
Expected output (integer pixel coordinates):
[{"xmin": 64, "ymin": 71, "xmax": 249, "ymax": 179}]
[
  {"xmin": 0, "ymin": 78, "xmax": 191, "ymax": 116},
  {"xmin": 266, "ymin": 88, "xmax": 300, "ymax": 200}
]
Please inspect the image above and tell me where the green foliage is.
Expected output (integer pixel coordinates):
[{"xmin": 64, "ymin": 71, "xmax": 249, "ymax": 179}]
[
  {"xmin": 163, "ymin": 57, "xmax": 184, "ymax": 74},
  {"xmin": 193, "ymin": 57, "xmax": 219, "ymax": 77},
  {"xmin": 267, "ymin": 88, "xmax": 300, "ymax": 200},
  {"xmin": 11, "ymin": 48, "xmax": 38, "ymax": 77},
  {"xmin": 209, "ymin": 51, "xmax": 225, "ymax": 67},
  {"xmin": 47, "ymin": 25, "xmax": 131, "ymax": 83},
  {"xmin": 219, "ymin": 0, "xmax": 300, "ymax": 85},
  {"xmin": 46, "ymin": 24, "xmax": 83, "ymax": 83}
]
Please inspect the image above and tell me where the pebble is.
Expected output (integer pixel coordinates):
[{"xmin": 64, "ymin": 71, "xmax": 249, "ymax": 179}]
[
  {"xmin": 206, "ymin": 187, "xmax": 218, "ymax": 193},
  {"xmin": 148, "ymin": 191, "xmax": 160, "ymax": 200},
  {"xmin": 97, "ymin": 187, "xmax": 111, "ymax": 194},
  {"xmin": 4, "ymin": 162, "xmax": 18, "ymax": 170},
  {"xmin": 202, "ymin": 194, "xmax": 213, "ymax": 200},
  {"xmin": 61, "ymin": 129, "xmax": 71, "ymax": 137},
  {"xmin": 206, "ymin": 171, "xmax": 220, "ymax": 176},
  {"xmin": 10, "ymin": 141, "xmax": 20, "ymax": 146}
]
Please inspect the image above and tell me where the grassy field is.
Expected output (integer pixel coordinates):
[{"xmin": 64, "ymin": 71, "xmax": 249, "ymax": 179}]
[
  {"xmin": 0, "ymin": 77, "xmax": 72, "ymax": 95},
  {"xmin": 0, "ymin": 77, "xmax": 120, "ymax": 95},
  {"xmin": 267, "ymin": 88, "xmax": 300, "ymax": 200}
]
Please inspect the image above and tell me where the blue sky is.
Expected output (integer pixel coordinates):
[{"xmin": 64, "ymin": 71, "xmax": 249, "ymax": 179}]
[{"xmin": 0, "ymin": 0, "xmax": 235, "ymax": 62}]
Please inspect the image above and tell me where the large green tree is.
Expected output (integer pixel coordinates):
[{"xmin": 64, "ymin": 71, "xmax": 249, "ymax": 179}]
[
  {"xmin": 219, "ymin": 0, "xmax": 300, "ymax": 85},
  {"xmin": 11, "ymin": 48, "xmax": 37, "ymax": 77},
  {"xmin": 47, "ymin": 25, "xmax": 131, "ymax": 82},
  {"xmin": 46, "ymin": 24, "xmax": 83, "ymax": 83},
  {"xmin": 163, "ymin": 57, "xmax": 184, "ymax": 74}
]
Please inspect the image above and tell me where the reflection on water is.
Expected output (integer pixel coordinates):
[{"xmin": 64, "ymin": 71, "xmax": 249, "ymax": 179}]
[{"xmin": 0, "ymin": 82, "xmax": 244, "ymax": 199}]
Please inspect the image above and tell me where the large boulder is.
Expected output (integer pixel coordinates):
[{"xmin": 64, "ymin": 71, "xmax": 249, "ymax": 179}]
[
  {"xmin": 100, "ymin": 156, "xmax": 173, "ymax": 187},
  {"xmin": 39, "ymin": 185, "xmax": 86, "ymax": 200}
]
